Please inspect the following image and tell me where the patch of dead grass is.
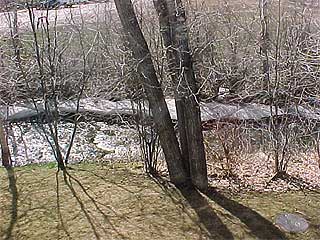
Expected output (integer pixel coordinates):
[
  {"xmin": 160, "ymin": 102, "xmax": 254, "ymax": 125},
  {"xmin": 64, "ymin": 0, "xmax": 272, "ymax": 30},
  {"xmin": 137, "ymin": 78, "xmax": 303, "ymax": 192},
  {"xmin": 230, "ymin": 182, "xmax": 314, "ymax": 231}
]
[{"xmin": 0, "ymin": 162, "xmax": 320, "ymax": 239}]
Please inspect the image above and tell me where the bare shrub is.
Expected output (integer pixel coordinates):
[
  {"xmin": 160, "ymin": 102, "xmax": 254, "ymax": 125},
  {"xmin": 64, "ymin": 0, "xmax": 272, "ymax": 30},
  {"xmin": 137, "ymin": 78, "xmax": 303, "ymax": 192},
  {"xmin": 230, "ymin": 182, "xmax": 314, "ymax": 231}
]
[
  {"xmin": 133, "ymin": 99, "xmax": 161, "ymax": 175},
  {"xmin": 204, "ymin": 122, "xmax": 249, "ymax": 178}
]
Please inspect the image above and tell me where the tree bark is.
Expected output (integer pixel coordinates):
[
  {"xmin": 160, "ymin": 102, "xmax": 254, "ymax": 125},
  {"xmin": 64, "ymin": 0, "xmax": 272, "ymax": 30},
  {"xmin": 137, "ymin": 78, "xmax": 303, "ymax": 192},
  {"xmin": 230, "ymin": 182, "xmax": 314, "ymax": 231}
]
[
  {"xmin": 0, "ymin": 118, "xmax": 11, "ymax": 168},
  {"xmin": 153, "ymin": 0, "xmax": 190, "ymax": 176},
  {"xmin": 114, "ymin": 0, "xmax": 188, "ymax": 186},
  {"xmin": 153, "ymin": 0, "xmax": 208, "ymax": 190}
]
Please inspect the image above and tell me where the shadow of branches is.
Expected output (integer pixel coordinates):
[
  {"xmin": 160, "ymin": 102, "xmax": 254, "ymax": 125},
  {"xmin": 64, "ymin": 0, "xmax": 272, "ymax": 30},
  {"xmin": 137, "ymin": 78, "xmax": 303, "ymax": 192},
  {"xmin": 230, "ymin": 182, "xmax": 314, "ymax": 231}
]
[
  {"xmin": 60, "ymin": 169, "xmax": 128, "ymax": 240},
  {"xmin": 150, "ymin": 175, "xmax": 234, "ymax": 239},
  {"xmin": 62, "ymin": 170, "xmax": 101, "ymax": 239},
  {"xmin": 3, "ymin": 167, "xmax": 18, "ymax": 240},
  {"xmin": 56, "ymin": 171, "xmax": 71, "ymax": 239},
  {"xmin": 67, "ymin": 167, "xmax": 136, "ymax": 194},
  {"xmin": 178, "ymin": 186, "xmax": 235, "ymax": 240},
  {"xmin": 151, "ymin": 175, "xmax": 286, "ymax": 240},
  {"xmin": 269, "ymin": 172, "xmax": 320, "ymax": 193},
  {"xmin": 205, "ymin": 187, "xmax": 286, "ymax": 240}
]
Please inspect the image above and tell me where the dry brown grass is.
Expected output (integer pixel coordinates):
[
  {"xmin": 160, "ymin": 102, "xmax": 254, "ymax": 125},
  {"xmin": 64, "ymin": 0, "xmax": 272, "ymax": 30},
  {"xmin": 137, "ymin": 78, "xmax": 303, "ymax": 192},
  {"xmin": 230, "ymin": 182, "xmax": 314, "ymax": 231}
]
[{"xmin": 1, "ymin": 162, "xmax": 320, "ymax": 239}]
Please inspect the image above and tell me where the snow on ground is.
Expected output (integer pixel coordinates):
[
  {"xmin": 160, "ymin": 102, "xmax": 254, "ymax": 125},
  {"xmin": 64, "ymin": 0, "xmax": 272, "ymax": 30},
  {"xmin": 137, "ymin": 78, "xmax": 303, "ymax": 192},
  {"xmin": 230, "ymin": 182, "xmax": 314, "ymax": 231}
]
[
  {"xmin": 1, "ymin": 121, "xmax": 320, "ymax": 192},
  {"xmin": 5, "ymin": 122, "xmax": 140, "ymax": 166}
]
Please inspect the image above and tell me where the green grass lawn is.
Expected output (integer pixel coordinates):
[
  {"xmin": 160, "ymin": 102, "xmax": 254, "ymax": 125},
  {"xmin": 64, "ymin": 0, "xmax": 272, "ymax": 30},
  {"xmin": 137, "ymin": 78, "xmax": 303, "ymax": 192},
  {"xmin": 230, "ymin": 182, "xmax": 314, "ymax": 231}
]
[{"xmin": 0, "ymin": 162, "xmax": 320, "ymax": 239}]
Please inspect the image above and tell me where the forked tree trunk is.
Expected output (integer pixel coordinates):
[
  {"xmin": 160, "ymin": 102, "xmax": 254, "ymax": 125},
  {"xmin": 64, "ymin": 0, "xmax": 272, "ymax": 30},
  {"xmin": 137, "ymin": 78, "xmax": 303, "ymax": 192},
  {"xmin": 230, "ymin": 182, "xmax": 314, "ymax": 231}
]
[
  {"xmin": 0, "ymin": 118, "xmax": 11, "ymax": 168},
  {"xmin": 152, "ymin": 0, "xmax": 190, "ymax": 176},
  {"xmin": 153, "ymin": 0, "xmax": 208, "ymax": 190},
  {"xmin": 114, "ymin": 0, "xmax": 188, "ymax": 186}
]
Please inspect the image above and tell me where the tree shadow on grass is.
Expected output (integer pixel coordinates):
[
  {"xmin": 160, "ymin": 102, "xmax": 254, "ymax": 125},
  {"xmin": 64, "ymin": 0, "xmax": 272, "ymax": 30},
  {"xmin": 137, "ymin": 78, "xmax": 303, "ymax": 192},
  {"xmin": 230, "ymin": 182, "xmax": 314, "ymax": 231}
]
[
  {"xmin": 56, "ymin": 171, "xmax": 72, "ymax": 239},
  {"xmin": 60, "ymin": 170, "xmax": 129, "ymax": 240},
  {"xmin": 151, "ymin": 176, "xmax": 234, "ymax": 240},
  {"xmin": 151, "ymin": 175, "xmax": 286, "ymax": 240},
  {"xmin": 61, "ymin": 170, "xmax": 101, "ymax": 239},
  {"xmin": 67, "ymin": 166, "xmax": 137, "ymax": 195},
  {"xmin": 204, "ymin": 187, "xmax": 286, "ymax": 240},
  {"xmin": 178, "ymin": 185, "xmax": 235, "ymax": 240},
  {"xmin": 3, "ymin": 167, "xmax": 18, "ymax": 240}
]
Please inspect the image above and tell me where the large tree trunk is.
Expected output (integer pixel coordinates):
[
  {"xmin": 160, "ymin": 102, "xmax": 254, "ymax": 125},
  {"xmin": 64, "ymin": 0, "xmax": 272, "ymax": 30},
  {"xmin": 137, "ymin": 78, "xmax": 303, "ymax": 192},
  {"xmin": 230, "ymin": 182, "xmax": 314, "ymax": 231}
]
[
  {"xmin": 114, "ymin": 0, "xmax": 188, "ymax": 186},
  {"xmin": 152, "ymin": 0, "xmax": 190, "ymax": 176},
  {"xmin": 153, "ymin": 0, "xmax": 208, "ymax": 190}
]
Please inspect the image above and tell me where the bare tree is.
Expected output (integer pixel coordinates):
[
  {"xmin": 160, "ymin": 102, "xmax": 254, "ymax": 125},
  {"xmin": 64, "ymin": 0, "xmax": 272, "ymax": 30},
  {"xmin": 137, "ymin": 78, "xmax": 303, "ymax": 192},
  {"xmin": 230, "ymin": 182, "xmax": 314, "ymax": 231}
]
[
  {"xmin": 153, "ymin": 0, "xmax": 208, "ymax": 190},
  {"xmin": 114, "ymin": 0, "xmax": 189, "ymax": 186},
  {"xmin": 3, "ymin": 3, "xmax": 93, "ymax": 170}
]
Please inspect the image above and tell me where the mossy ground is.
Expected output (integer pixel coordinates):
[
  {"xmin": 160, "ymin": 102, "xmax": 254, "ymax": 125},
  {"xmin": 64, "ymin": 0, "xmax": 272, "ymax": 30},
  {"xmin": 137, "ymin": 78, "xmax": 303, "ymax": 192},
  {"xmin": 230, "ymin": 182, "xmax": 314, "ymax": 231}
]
[{"xmin": 0, "ymin": 162, "xmax": 320, "ymax": 240}]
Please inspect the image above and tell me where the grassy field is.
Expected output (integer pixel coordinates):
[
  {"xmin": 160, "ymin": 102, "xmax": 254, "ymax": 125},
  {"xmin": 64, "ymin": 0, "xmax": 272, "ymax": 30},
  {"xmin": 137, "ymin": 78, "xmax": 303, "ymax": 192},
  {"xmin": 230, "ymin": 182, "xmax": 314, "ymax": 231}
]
[{"xmin": 0, "ymin": 162, "xmax": 320, "ymax": 240}]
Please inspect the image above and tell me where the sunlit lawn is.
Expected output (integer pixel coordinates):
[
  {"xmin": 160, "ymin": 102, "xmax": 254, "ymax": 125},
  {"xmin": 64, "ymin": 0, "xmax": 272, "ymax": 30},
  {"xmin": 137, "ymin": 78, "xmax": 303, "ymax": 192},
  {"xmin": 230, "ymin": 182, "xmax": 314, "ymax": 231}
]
[{"xmin": 0, "ymin": 162, "xmax": 320, "ymax": 239}]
